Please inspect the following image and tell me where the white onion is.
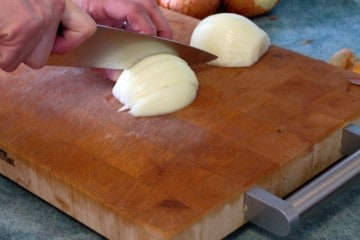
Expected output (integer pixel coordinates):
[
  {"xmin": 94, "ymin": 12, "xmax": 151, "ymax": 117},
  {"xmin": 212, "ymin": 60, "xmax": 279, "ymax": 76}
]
[
  {"xmin": 112, "ymin": 54, "xmax": 198, "ymax": 117},
  {"xmin": 190, "ymin": 13, "xmax": 271, "ymax": 67}
]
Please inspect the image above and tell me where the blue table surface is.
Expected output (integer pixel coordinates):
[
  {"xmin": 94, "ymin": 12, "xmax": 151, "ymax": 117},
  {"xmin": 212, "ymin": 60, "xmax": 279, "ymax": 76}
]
[{"xmin": 1, "ymin": 0, "xmax": 360, "ymax": 239}]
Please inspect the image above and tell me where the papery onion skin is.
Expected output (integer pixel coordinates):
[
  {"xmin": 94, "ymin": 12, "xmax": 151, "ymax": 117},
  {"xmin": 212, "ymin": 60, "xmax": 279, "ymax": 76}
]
[
  {"xmin": 157, "ymin": 0, "xmax": 222, "ymax": 19},
  {"xmin": 190, "ymin": 13, "xmax": 271, "ymax": 67},
  {"xmin": 223, "ymin": 0, "xmax": 280, "ymax": 17},
  {"xmin": 112, "ymin": 54, "xmax": 198, "ymax": 117}
]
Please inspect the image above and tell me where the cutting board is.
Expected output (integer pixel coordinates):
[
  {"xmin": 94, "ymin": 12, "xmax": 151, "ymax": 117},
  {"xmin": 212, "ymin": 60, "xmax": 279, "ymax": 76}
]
[{"xmin": 1, "ymin": 9, "xmax": 360, "ymax": 240}]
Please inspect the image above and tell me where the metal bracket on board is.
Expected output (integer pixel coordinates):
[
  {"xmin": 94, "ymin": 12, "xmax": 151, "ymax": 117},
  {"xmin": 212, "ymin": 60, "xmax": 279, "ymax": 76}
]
[
  {"xmin": 341, "ymin": 124, "xmax": 360, "ymax": 155},
  {"xmin": 244, "ymin": 124, "xmax": 360, "ymax": 237}
]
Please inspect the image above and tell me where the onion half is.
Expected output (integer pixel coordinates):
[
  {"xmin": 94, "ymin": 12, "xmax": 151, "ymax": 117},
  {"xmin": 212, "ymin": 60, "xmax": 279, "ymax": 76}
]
[
  {"xmin": 190, "ymin": 13, "xmax": 271, "ymax": 67},
  {"xmin": 112, "ymin": 54, "xmax": 198, "ymax": 117}
]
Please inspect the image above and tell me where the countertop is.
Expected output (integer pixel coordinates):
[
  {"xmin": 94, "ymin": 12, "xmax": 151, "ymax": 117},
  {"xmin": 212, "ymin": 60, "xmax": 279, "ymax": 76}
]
[{"xmin": 1, "ymin": 0, "xmax": 359, "ymax": 239}]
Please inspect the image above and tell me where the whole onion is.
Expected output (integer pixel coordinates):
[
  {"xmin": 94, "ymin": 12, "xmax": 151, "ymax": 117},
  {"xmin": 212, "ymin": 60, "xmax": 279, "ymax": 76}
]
[
  {"xmin": 157, "ymin": 0, "xmax": 222, "ymax": 19},
  {"xmin": 223, "ymin": 0, "xmax": 280, "ymax": 17}
]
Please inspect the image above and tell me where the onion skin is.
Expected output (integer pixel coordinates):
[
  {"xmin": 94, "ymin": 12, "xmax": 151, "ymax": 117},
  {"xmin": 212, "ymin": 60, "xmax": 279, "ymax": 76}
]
[
  {"xmin": 328, "ymin": 48, "xmax": 360, "ymax": 75},
  {"xmin": 223, "ymin": 0, "xmax": 280, "ymax": 17},
  {"xmin": 157, "ymin": 0, "xmax": 222, "ymax": 19}
]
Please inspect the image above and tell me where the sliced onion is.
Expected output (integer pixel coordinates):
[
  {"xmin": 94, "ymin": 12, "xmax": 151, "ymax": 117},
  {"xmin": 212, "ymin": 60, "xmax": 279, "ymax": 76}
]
[
  {"xmin": 190, "ymin": 13, "xmax": 271, "ymax": 67},
  {"xmin": 112, "ymin": 54, "xmax": 198, "ymax": 117}
]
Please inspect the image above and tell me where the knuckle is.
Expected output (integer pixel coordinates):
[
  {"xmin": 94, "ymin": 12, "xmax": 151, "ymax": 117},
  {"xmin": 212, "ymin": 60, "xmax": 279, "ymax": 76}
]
[
  {"xmin": 32, "ymin": 0, "xmax": 65, "ymax": 31},
  {"xmin": 0, "ymin": 43, "xmax": 25, "ymax": 71},
  {"xmin": 0, "ymin": 55, "xmax": 19, "ymax": 72},
  {"xmin": 129, "ymin": 1, "xmax": 147, "ymax": 14},
  {"xmin": 25, "ymin": 59, "xmax": 44, "ymax": 69},
  {"xmin": 127, "ymin": 2, "xmax": 157, "ymax": 35},
  {"xmin": 53, "ymin": 0, "xmax": 66, "ymax": 15},
  {"xmin": 1, "ymin": 65, "xmax": 18, "ymax": 72},
  {"xmin": 82, "ymin": 21, "xmax": 97, "ymax": 39},
  {"xmin": 1, "ymin": 18, "xmax": 30, "ymax": 42},
  {"xmin": 11, "ymin": 16, "xmax": 43, "ymax": 40},
  {"xmin": 143, "ymin": 26, "xmax": 157, "ymax": 36},
  {"xmin": 0, "ymin": 29, "xmax": 24, "ymax": 71}
]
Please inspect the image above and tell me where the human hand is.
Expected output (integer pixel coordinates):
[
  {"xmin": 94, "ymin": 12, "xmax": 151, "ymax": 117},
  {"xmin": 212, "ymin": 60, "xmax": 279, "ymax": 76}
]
[
  {"xmin": 52, "ymin": 0, "xmax": 96, "ymax": 54},
  {"xmin": 73, "ymin": 0, "xmax": 173, "ymax": 81},
  {"xmin": 73, "ymin": 0, "xmax": 173, "ymax": 38},
  {"xmin": 0, "ymin": 0, "xmax": 96, "ymax": 72}
]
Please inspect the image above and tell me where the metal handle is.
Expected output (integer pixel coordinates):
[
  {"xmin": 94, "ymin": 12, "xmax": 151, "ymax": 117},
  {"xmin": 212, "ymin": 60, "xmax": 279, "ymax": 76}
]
[{"xmin": 244, "ymin": 124, "xmax": 360, "ymax": 236}]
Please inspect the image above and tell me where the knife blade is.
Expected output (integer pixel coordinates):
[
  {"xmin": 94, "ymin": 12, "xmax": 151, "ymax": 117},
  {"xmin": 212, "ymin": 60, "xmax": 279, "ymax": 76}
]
[{"xmin": 47, "ymin": 25, "xmax": 217, "ymax": 69}]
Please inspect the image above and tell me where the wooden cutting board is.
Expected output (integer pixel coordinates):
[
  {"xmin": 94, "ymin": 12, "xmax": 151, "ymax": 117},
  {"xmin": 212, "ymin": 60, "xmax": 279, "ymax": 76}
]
[{"xmin": 1, "ymin": 9, "xmax": 360, "ymax": 240}]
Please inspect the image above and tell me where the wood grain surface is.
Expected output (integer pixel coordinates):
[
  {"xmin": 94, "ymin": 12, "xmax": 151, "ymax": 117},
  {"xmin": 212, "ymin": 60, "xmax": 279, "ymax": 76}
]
[{"xmin": 1, "ymin": 9, "xmax": 360, "ymax": 240}]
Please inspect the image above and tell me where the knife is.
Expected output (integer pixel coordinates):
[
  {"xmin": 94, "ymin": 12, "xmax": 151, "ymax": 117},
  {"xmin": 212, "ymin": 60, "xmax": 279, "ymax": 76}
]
[{"xmin": 47, "ymin": 25, "xmax": 217, "ymax": 69}]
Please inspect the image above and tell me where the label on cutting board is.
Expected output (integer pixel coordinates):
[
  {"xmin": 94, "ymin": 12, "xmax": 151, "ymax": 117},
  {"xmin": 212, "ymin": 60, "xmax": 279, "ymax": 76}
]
[{"xmin": 0, "ymin": 149, "xmax": 15, "ymax": 167}]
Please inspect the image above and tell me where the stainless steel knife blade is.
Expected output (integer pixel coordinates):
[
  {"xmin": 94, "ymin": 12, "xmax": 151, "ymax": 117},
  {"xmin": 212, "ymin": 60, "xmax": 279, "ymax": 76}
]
[{"xmin": 47, "ymin": 25, "xmax": 217, "ymax": 69}]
